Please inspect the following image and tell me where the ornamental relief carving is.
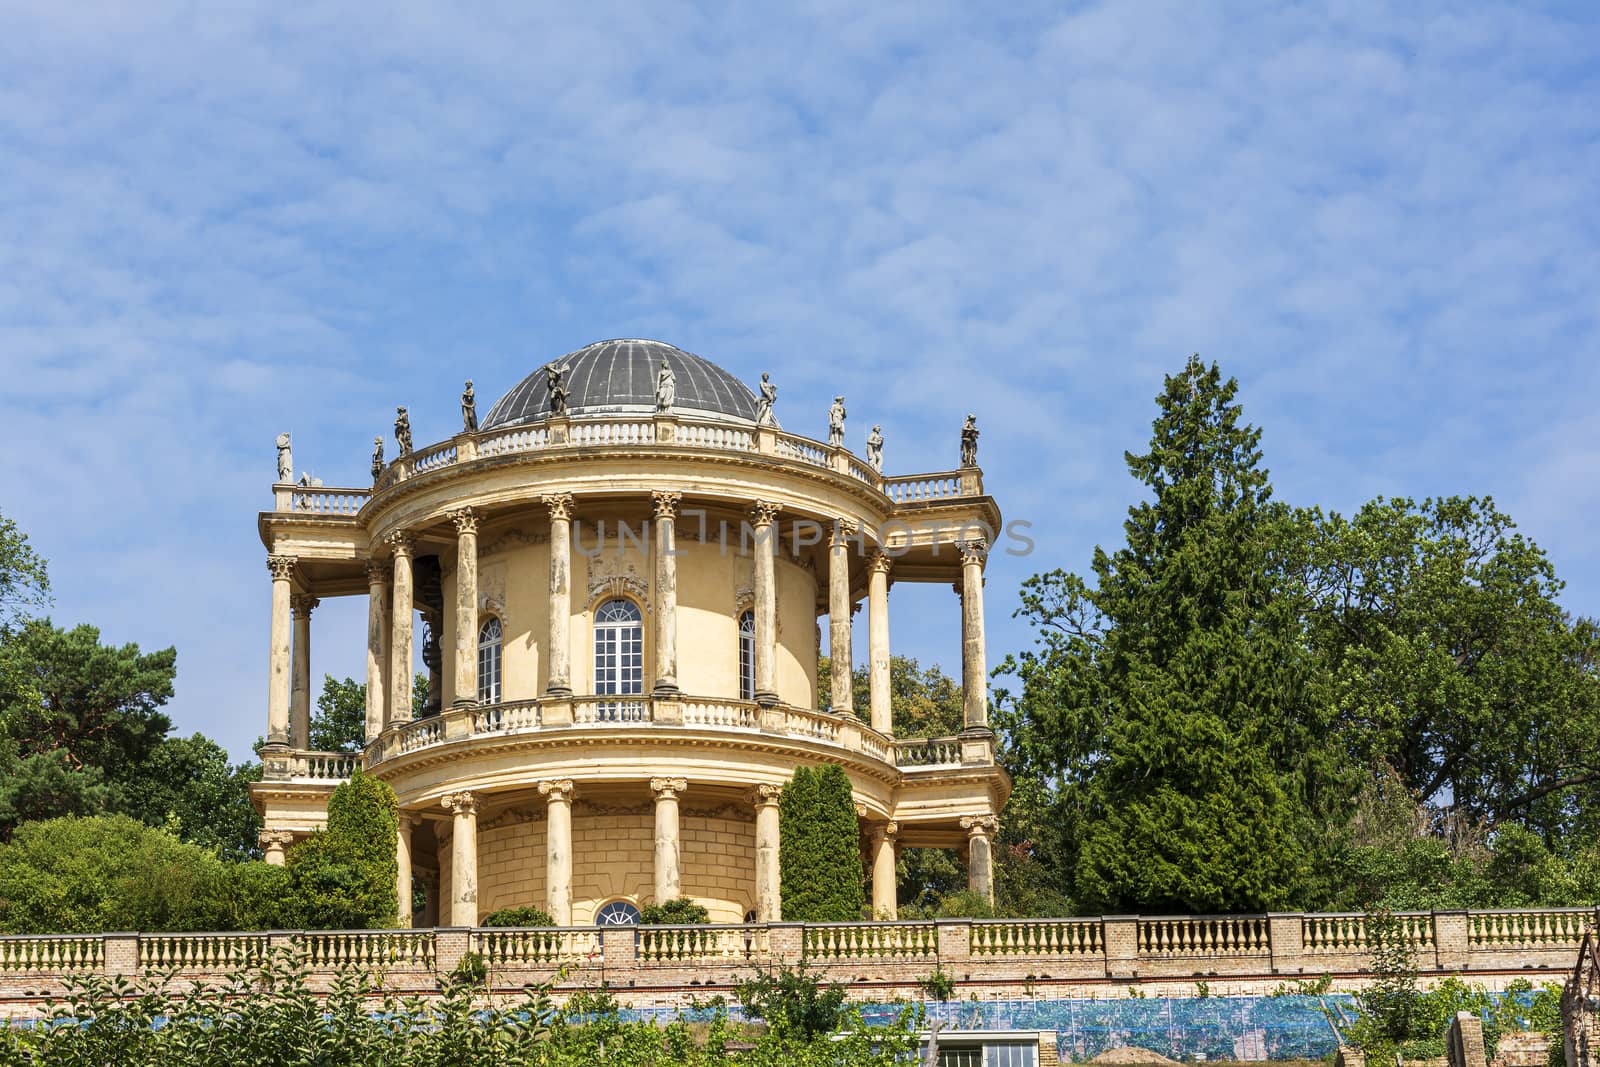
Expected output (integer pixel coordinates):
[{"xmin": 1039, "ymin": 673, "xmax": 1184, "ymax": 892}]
[
  {"xmin": 481, "ymin": 805, "xmax": 545, "ymax": 830},
  {"xmin": 574, "ymin": 799, "xmax": 651, "ymax": 818},
  {"xmin": 585, "ymin": 554, "xmax": 650, "ymax": 612},
  {"xmin": 480, "ymin": 528, "xmax": 549, "ymax": 557}
]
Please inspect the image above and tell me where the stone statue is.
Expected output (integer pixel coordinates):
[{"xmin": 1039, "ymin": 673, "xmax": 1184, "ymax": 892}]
[
  {"xmin": 960, "ymin": 414, "xmax": 979, "ymax": 467},
  {"xmin": 828, "ymin": 396, "xmax": 846, "ymax": 448},
  {"xmin": 461, "ymin": 379, "xmax": 477, "ymax": 432},
  {"xmin": 547, "ymin": 363, "xmax": 570, "ymax": 416},
  {"xmin": 370, "ymin": 436, "xmax": 384, "ymax": 482},
  {"xmin": 656, "ymin": 358, "xmax": 676, "ymax": 413},
  {"xmin": 395, "ymin": 407, "xmax": 413, "ymax": 456},
  {"xmin": 275, "ymin": 432, "xmax": 292, "ymax": 482},
  {"xmin": 867, "ymin": 424, "xmax": 884, "ymax": 471},
  {"xmin": 756, "ymin": 372, "xmax": 777, "ymax": 426}
]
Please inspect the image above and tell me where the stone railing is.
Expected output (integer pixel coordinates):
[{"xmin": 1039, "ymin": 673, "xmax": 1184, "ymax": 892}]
[
  {"xmin": 260, "ymin": 748, "xmax": 359, "ymax": 782},
  {"xmin": 273, "ymin": 414, "xmax": 991, "ymax": 515},
  {"xmin": 3, "ymin": 910, "xmax": 1595, "ymax": 1002},
  {"xmin": 362, "ymin": 695, "xmax": 963, "ymax": 775}
]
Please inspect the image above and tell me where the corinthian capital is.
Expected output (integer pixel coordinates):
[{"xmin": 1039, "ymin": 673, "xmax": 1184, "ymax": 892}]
[
  {"xmin": 650, "ymin": 776, "xmax": 688, "ymax": 800},
  {"xmin": 441, "ymin": 791, "xmax": 478, "ymax": 816},
  {"xmin": 266, "ymin": 555, "xmax": 296, "ymax": 581},
  {"xmin": 959, "ymin": 539, "xmax": 988, "ymax": 566},
  {"xmin": 749, "ymin": 501, "xmax": 780, "ymax": 528},
  {"xmin": 365, "ymin": 559, "xmax": 392, "ymax": 584},
  {"xmin": 537, "ymin": 778, "xmax": 575, "ymax": 803},
  {"xmin": 449, "ymin": 507, "xmax": 479, "ymax": 535},
  {"xmin": 543, "ymin": 493, "xmax": 575, "ymax": 521},
  {"xmin": 290, "ymin": 594, "xmax": 320, "ymax": 617},
  {"xmin": 867, "ymin": 550, "xmax": 893, "ymax": 576},
  {"xmin": 385, "ymin": 531, "xmax": 415, "ymax": 558},
  {"xmin": 651, "ymin": 491, "xmax": 682, "ymax": 520}
]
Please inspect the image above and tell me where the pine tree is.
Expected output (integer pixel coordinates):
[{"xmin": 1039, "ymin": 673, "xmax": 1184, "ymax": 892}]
[{"xmin": 778, "ymin": 765, "xmax": 864, "ymax": 921}]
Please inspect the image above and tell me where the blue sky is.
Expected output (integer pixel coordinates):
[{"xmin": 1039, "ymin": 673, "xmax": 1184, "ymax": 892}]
[{"xmin": 2, "ymin": 2, "xmax": 1597, "ymax": 761}]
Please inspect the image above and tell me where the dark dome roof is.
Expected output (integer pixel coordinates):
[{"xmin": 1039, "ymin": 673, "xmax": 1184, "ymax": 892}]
[{"xmin": 482, "ymin": 339, "xmax": 759, "ymax": 428}]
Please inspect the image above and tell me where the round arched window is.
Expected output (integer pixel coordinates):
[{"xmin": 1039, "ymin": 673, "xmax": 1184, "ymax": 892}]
[
  {"xmin": 594, "ymin": 598, "xmax": 644, "ymax": 721},
  {"xmin": 594, "ymin": 899, "xmax": 641, "ymax": 926},
  {"xmin": 477, "ymin": 616, "xmax": 502, "ymax": 705},
  {"xmin": 738, "ymin": 610, "xmax": 756, "ymax": 701}
]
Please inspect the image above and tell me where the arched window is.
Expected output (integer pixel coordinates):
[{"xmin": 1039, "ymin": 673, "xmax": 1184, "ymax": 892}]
[
  {"xmin": 593, "ymin": 598, "xmax": 644, "ymax": 721},
  {"xmin": 595, "ymin": 899, "xmax": 641, "ymax": 925},
  {"xmin": 738, "ymin": 610, "xmax": 756, "ymax": 701},
  {"xmin": 477, "ymin": 617, "xmax": 502, "ymax": 705}
]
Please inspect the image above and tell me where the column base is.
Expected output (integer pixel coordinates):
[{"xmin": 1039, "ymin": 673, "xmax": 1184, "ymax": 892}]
[
  {"xmin": 543, "ymin": 685, "xmax": 572, "ymax": 698},
  {"xmin": 651, "ymin": 682, "xmax": 681, "ymax": 697},
  {"xmin": 451, "ymin": 697, "xmax": 479, "ymax": 710},
  {"xmin": 754, "ymin": 690, "xmax": 778, "ymax": 708}
]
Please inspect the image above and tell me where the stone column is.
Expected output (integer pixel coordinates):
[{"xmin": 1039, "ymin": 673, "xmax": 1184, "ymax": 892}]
[
  {"xmin": 652, "ymin": 777, "xmax": 686, "ymax": 903},
  {"xmin": 752, "ymin": 784, "xmax": 783, "ymax": 921},
  {"xmin": 290, "ymin": 594, "xmax": 318, "ymax": 749},
  {"xmin": 959, "ymin": 539, "xmax": 989, "ymax": 730},
  {"xmin": 543, "ymin": 495, "xmax": 574, "ymax": 697},
  {"xmin": 867, "ymin": 551, "xmax": 892, "ymax": 736},
  {"xmin": 265, "ymin": 555, "xmax": 296, "ymax": 746},
  {"xmin": 387, "ymin": 533, "xmax": 415, "ymax": 726},
  {"xmin": 396, "ymin": 813, "xmax": 415, "ymax": 928},
  {"xmin": 870, "ymin": 821, "xmax": 898, "ymax": 920},
  {"xmin": 652, "ymin": 492, "xmax": 681, "ymax": 695},
  {"xmin": 962, "ymin": 814, "xmax": 998, "ymax": 905},
  {"xmin": 441, "ymin": 792, "xmax": 478, "ymax": 927},
  {"xmin": 828, "ymin": 519, "xmax": 857, "ymax": 714},
  {"xmin": 539, "ymin": 779, "xmax": 575, "ymax": 924},
  {"xmin": 750, "ymin": 502, "xmax": 780, "ymax": 706},
  {"xmin": 259, "ymin": 829, "xmax": 293, "ymax": 866},
  {"xmin": 365, "ymin": 561, "xmax": 390, "ymax": 743},
  {"xmin": 450, "ymin": 508, "xmax": 479, "ymax": 708}
]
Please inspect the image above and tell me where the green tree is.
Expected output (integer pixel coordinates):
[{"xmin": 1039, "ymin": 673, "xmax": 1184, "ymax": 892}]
[
  {"xmin": 779, "ymin": 764, "xmax": 864, "ymax": 921},
  {"xmin": 818, "ymin": 654, "xmax": 964, "ymax": 738},
  {"xmin": 285, "ymin": 767, "xmax": 398, "ymax": 929},
  {"xmin": 311, "ymin": 674, "xmax": 367, "ymax": 753},
  {"xmin": 117, "ymin": 734, "xmax": 262, "ymax": 858},
  {"xmin": 997, "ymin": 356, "xmax": 1337, "ymax": 913},
  {"xmin": 0, "ymin": 507, "xmax": 49, "ymax": 631}
]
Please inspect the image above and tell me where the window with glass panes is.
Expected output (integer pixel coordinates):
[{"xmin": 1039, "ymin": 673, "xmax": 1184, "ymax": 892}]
[
  {"xmin": 477, "ymin": 617, "xmax": 502, "ymax": 705},
  {"xmin": 738, "ymin": 610, "xmax": 755, "ymax": 700},
  {"xmin": 594, "ymin": 598, "xmax": 644, "ymax": 720}
]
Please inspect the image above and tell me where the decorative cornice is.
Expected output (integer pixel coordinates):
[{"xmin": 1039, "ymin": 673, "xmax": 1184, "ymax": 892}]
[
  {"xmin": 449, "ymin": 507, "xmax": 479, "ymax": 536},
  {"xmin": 651, "ymin": 491, "xmax": 682, "ymax": 520},
  {"xmin": 290, "ymin": 594, "xmax": 320, "ymax": 617},
  {"xmin": 650, "ymin": 776, "xmax": 688, "ymax": 800},
  {"xmin": 538, "ymin": 778, "xmax": 575, "ymax": 803},
  {"xmin": 266, "ymin": 555, "xmax": 296, "ymax": 581},
  {"xmin": 441, "ymin": 791, "xmax": 478, "ymax": 816},
  {"xmin": 543, "ymin": 493, "xmax": 575, "ymax": 522}
]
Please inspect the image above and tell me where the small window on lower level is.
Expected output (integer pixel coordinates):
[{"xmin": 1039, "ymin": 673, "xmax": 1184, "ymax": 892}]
[{"xmin": 594, "ymin": 899, "xmax": 641, "ymax": 926}]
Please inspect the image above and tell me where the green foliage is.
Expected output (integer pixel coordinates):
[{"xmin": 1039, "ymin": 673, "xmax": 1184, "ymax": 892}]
[
  {"xmin": 311, "ymin": 674, "xmax": 368, "ymax": 753},
  {"xmin": 1350, "ymin": 910, "xmax": 1421, "ymax": 1050},
  {"xmin": 918, "ymin": 965, "xmax": 957, "ymax": 1001},
  {"xmin": 779, "ymin": 764, "xmax": 864, "ymax": 921},
  {"xmin": 641, "ymin": 897, "xmax": 711, "ymax": 924},
  {"xmin": 285, "ymin": 768, "xmax": 399, "ymax": 929},
  {"xmin": 818, "ymin": 654, "xmax": 964, "ymax": 737},
  {"xmin": 116, "ymin": 733, "xmax": 262, "ymax": 858},
  {"xmin": 413, "ymin": 670, "xmax": 430, "ymax": 718},
  {"xmin": 1349, "ymin": 970, "xmax": 1564, "ymax": 1063},
  {"xmin": 736, "ymin": 960, "xmax": 850, "ymax": 1040},
  {"xmin": 482, "ymin": 904, "xmax": 556, "ymax": 926},
  {"xmin": 0, "ymin": 507, "xmax": 49, "ymax": 630}
]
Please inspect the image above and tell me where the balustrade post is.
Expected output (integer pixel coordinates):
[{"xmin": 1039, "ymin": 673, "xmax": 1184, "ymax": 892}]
[
  {"xmin": 750, "ymin": 502, "xmax": 780, "ymax": 706},
  {"xmin": 768, "ymin": 923, "xmax": 804, "ymax": 964},
  {"xmin": 450, "ymin": 508, "xmax": 479, "ymax": 708},
  {"xmin": 1268, "ymin": 913, "xmax": 1306, "ymax": 974},
  {"xmin": 1103, "ymin": 916, "xmax": 1139, "ymax": 979},
  {"xmin": 434, "ymin": 928, "xmax": 469, "ymax": 977},
  {"xmin": 828, "ymin": 519, "xmax": 856, "ymax": 714},
  {"xmin": 935, "ymin": 919, "xmax": 972, "ymax": 966},
  {"xmin": 1435, "ymin": 910, "xmax": 1469, "ymax": 971},
  {"xmin": 601, "ymin": 925, "xmax": 638, "ymax": 967},
  {"xmin": 103, "ymin": 933, "xmax": 139, "ymax": 978}
]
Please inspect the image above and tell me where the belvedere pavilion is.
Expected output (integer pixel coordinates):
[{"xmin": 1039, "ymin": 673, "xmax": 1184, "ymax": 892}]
[{"xmin": 250, "ymin": 339, "xmax": 1008, "ymax": 929}]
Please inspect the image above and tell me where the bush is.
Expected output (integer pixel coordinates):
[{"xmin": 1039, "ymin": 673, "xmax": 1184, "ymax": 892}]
[
  {"xmin": 0, "ymin": 814, "xmax": 234, "ymax": 933},
  {"xmin": 779, "ymin": 764, "xmax": 864, "ymax": 921},
  {"xmin": 284, "ymin": 768, "xmax": 398, "ymax": 929},
  {"xmin": 641, "ymin": 897, "xmax": 710, "ymax": 924},
  {"xmin": 736, "ymin": 960, "xmax": 849, "ymax": 1040},
  {"xmin": 481, "ymin": 904, "xmax": 556, "ymax": 927},
  {"xmin": 933, "ymin": 889, "xmax": 997, "ymax": 919}
]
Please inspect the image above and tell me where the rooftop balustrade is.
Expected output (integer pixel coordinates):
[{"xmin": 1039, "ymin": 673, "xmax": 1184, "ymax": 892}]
[{"xmin": 271, "ymin": 413, "xmax": 985, "ymax": 517}]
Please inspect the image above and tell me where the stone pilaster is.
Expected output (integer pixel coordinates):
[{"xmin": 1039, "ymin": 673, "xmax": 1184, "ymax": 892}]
[
  {"xmin": 544, "ymin": 494, "xmax": 574, "ymax": 697},
  {"xmin": 289, "ymin": 593, "xmax": 319, "ymax": 749},
  {"xmin": 828, "ymin": 519, "xmax": 857, "ymax": 714},
  {"xmin": 651, "ymin": 776, "xmax": 686, "ymax": 903},
  {"xmin": 959, "ymin": 539, "xmax": 989, "ymax": 730},
  {"xmin": 961, "ymin": 814, "xmax": 998, "ymax": 904},
  {"xmin": 652, "ymin": 491, "xmax": 681, "ymax": 695},
  {"xmin": 396, "ymin": 813, "xmax": 415, "ymax": 928},
  {"xmin": 750, "ymin": 502, "xmax": 780, "ymax": 706},
  {"xmin": 259, "ymin": 829, "xmax": 294, "ymax": 866},
  {"xmin": 449, "ymin": 508, "xmax": 479, "ymax": 708},
  {"xmin": 751, "ymin": 784, "xmax": 783, "ymax": 921},
  {"xmin": 867, "ymin": 551, "xmax": 892, "ymax": 736},
  {"xmin": 387, "ymin": 533, "xmax": 415, "ymax": 726},
  {"xmin": 870, "ymin": 821, "xmax": 898, "ymax": 919},
  {"xmin": 539, "ymin": 779, "xmax": 575, "ymax": 924},
  {"xmin": 441, "ymin": 792, "xmax": 478, "ymax": 927},
  {"xmin": 365, "ymin": 561, "xmax": 391, "ymax": 744},
  {"xmin": 265, "ymin": 555, "xmax": 296, "ymax": 746}
]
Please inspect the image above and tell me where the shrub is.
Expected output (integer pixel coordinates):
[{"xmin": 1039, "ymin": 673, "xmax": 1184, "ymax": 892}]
[
  {"xmin": 481, "ymin": 904, "xmax": 556, "ymax": 927},
  {"xmin": 933, "ymin": 889, "xmax": 997, "ymax": 919},
  {"xmin": 284, "ymin": 768, "xmax": 398, "ymax": 929},
  {"xmin": 641, "ymin": 897, "xmax": 710, "ymax": 924},
  {"xmin": 736, "ymin": 960, "xmax": 849, "ymax": 1040},
  {"xmin": 779, "ymin": 764, "xmax": 864, "ymax": 922},
  {"xmin": 918, "ymin": 965, "xmax": 956, "ymax": 1001}
]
